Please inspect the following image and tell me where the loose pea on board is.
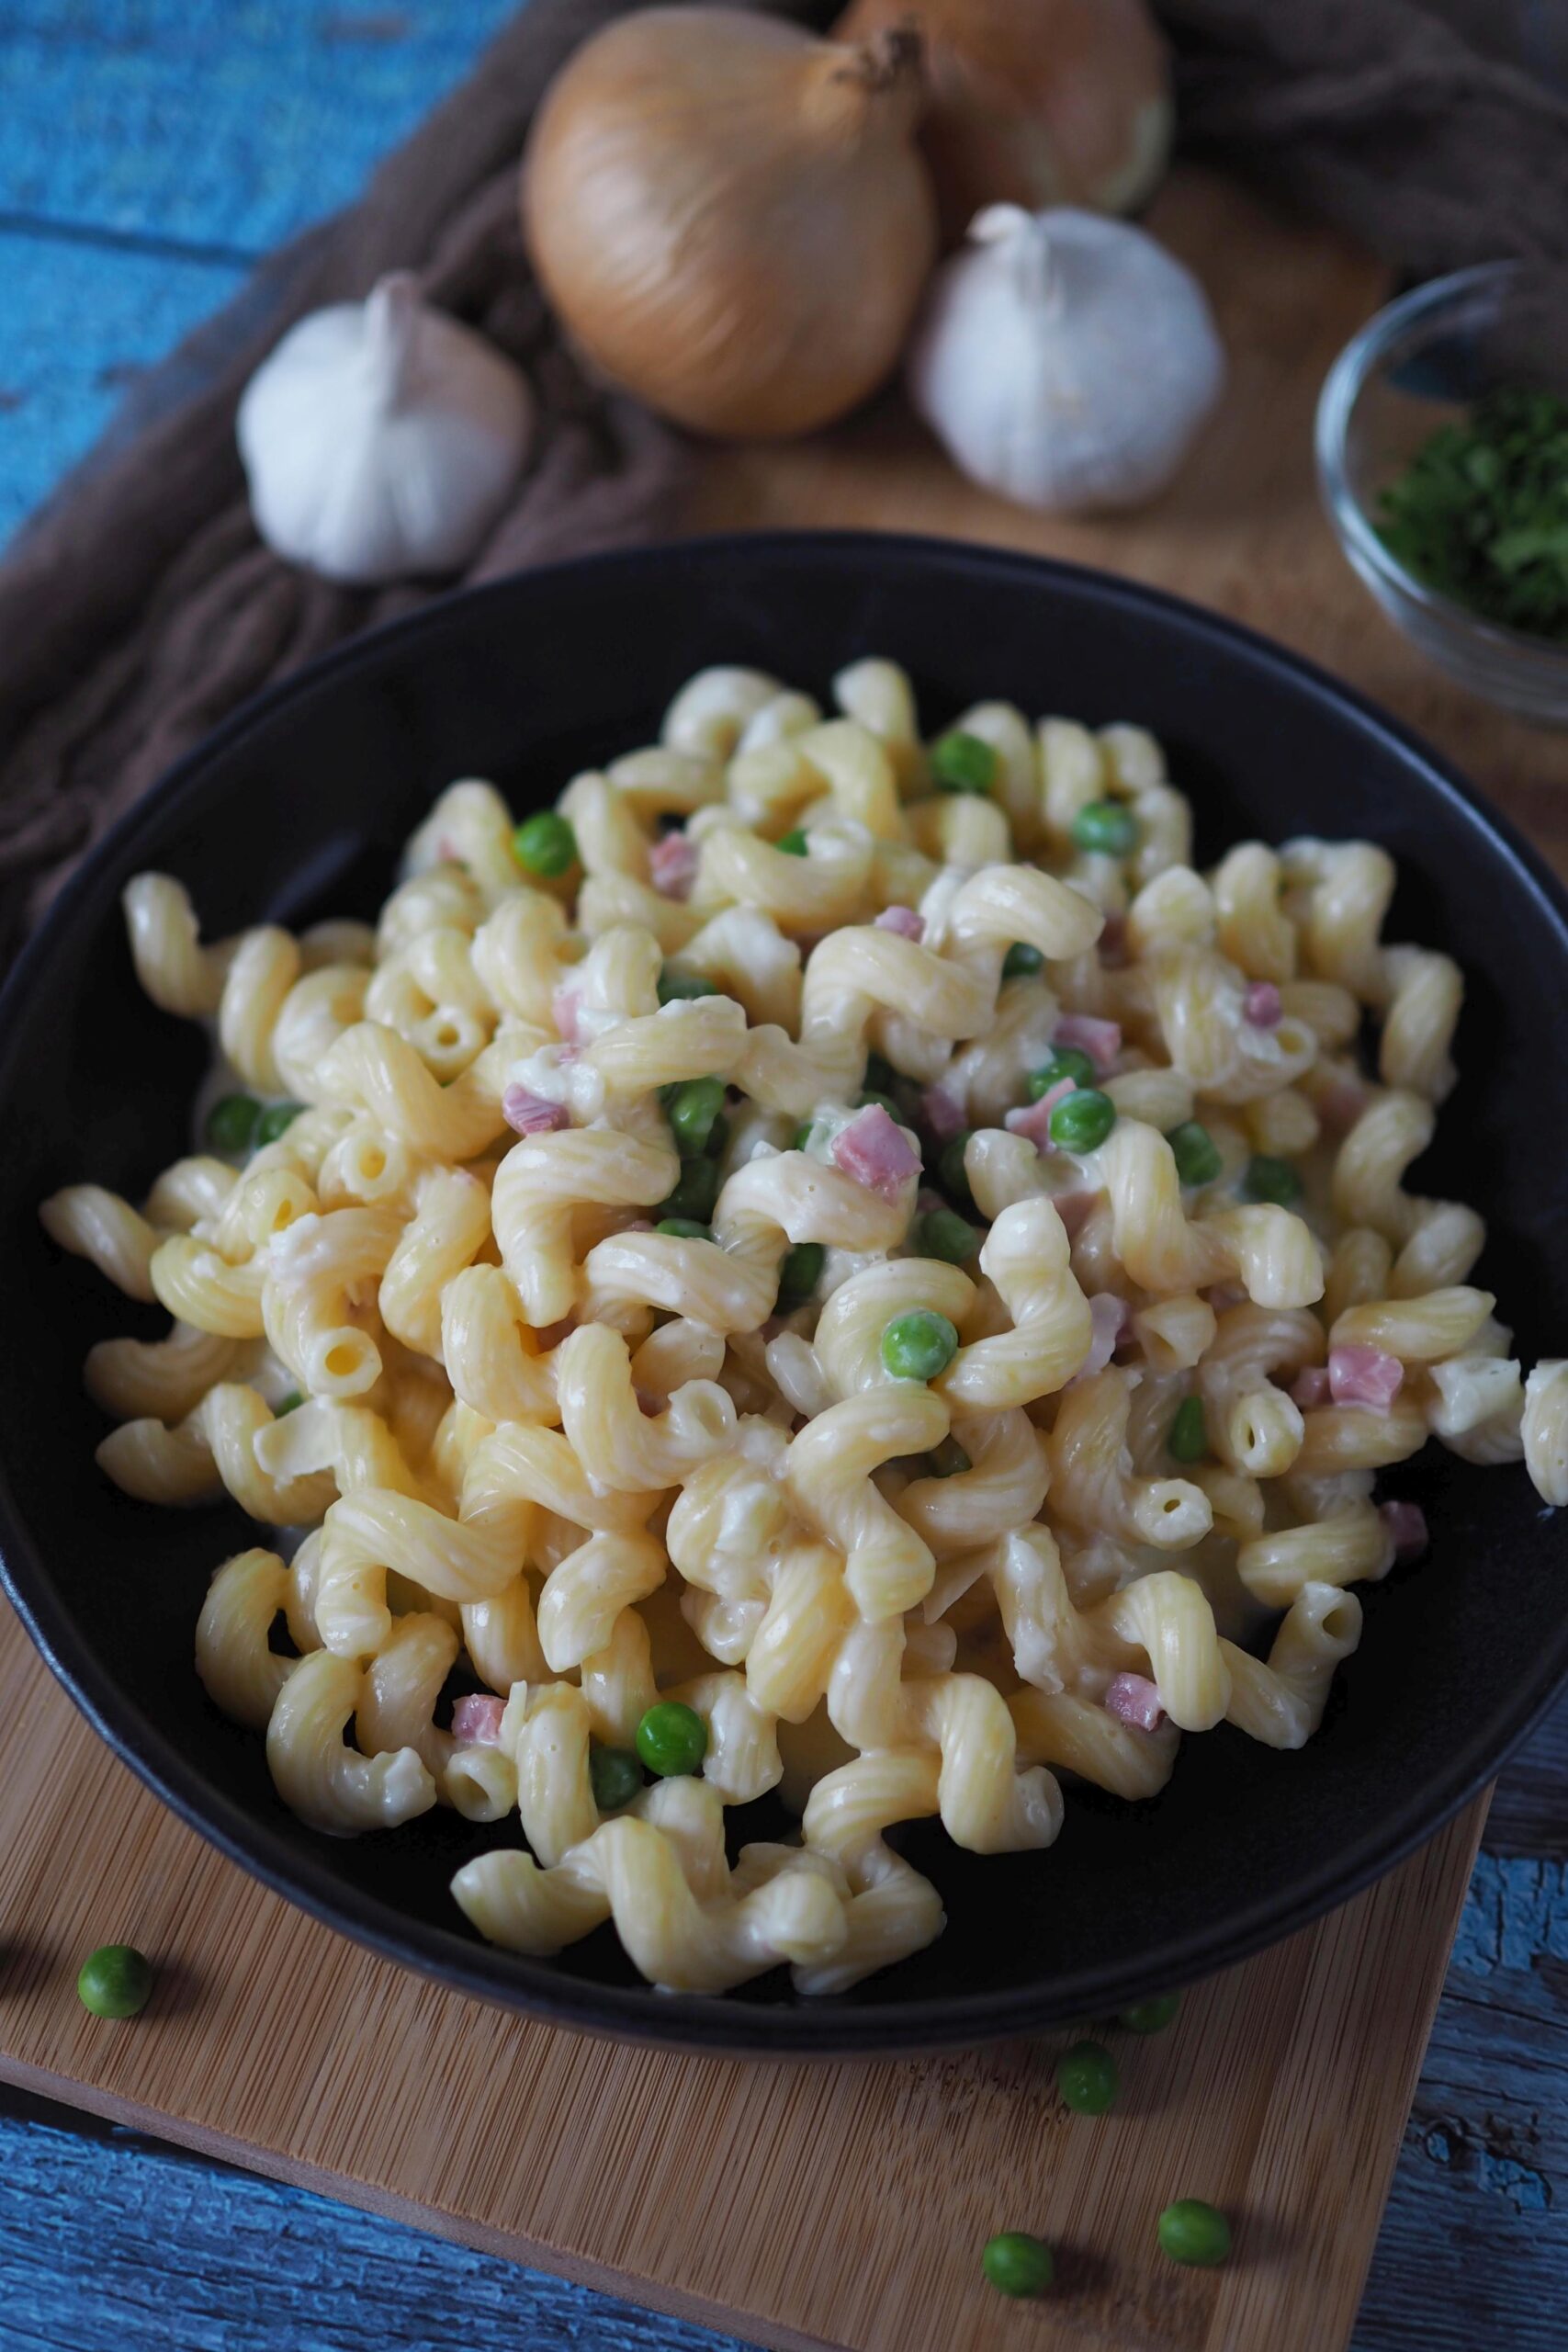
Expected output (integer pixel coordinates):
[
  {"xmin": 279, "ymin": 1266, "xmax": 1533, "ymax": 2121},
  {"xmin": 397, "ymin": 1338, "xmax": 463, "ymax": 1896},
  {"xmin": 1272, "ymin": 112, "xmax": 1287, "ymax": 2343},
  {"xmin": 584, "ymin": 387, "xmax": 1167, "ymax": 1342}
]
[
  {"xmin": 1157, "ymin": 2199, "xmax": 1232, "ymax": 2267},
  {"xmin": 1120, "ymin": 1991, "xmax": 1181, "ymax": 2034},
  {"xmin": 1057, "ymin": 2039, "xmax": 1119, "ymax": 2115},
  {"xmin": 76, "ymin": 1944, "xmax": 154, "ymax": 2019},
  {"xmin": 982, "ymin": 2231, "xmax": 1054, "ymax": 2297}
]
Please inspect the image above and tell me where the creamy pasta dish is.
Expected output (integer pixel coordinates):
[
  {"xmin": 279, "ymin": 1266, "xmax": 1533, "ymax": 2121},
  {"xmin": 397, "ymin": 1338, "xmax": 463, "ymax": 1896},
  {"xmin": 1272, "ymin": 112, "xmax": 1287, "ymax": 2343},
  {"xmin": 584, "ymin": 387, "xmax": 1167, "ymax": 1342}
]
[{"xmin": 41, "ymin": 658, "xmax": 1568, "ymax": 1998}]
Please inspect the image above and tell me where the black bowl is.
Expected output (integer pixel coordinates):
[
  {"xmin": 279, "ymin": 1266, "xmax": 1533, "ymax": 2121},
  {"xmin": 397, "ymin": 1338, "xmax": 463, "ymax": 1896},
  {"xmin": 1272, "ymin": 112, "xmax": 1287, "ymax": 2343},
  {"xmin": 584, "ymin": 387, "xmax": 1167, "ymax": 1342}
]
[{"xmin": 3, "ymin": 533, "xmax": 1566, "ymax": 2057}]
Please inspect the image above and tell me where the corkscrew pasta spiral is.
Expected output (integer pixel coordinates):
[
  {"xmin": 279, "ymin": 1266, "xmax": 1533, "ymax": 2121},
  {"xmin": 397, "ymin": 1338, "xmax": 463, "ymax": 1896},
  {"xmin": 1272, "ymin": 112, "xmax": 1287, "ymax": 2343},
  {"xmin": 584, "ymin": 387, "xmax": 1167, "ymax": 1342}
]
[{"xmin": 41, "ymin": 653, "xmax": 1563, "ymax": 1998}]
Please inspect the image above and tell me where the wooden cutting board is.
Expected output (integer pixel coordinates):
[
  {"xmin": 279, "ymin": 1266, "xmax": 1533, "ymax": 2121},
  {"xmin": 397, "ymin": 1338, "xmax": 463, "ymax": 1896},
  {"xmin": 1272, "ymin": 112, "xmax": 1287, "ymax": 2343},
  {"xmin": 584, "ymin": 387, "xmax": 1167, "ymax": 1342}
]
[
  {"xmin": 0, "ymin": 1589, "xmax": 1489, "ymax": 2352},
  {"xmin": 1, "ymin": 166, "xmax": 1560, "ymax": 2352}
]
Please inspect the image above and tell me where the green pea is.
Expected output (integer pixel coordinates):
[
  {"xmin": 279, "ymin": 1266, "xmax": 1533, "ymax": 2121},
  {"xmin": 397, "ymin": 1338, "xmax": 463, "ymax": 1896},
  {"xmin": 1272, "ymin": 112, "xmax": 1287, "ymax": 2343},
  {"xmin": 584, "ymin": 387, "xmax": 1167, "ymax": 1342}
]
[
  {"xmin": 931, "ymin": 729, "xmax": 998, "ymax": 795},
  {"xmin": 1070, "ymin": 800, "xmax": 1138, "ymax": 856},
  {"xmin": 275, "ymin": 1390, "xmax": 305, "ymax": 1418},
  {"xmin": 1168, "ymin": 1396, "xmax": 1208, "ymax": 1463},
  {"xmin": 776, "ymin": 1241, "xmax": 825, "ymax": 1311},
  {"xmin": 512, "ymin": 810, "xmax": 578, "ymax": 877},
  {"xmin": 793, "ymin": 1120, "xmax": 818, "ymax": 1153},
  {"xmin": 636, "ymin": 1699, "xmax": 707, "ymax": 1778},
  {"xmin": 776, "ymin": 828, "xmax": 809, "ymax": 856},
  {"xmin": 1241, "ymin": 1153, "xmax": 1302, "ymax": 1206},
  {"xmin": 1049, "ymin": 1088, "xmax": 1117, "ymax": 1153},
  {"xmin": 1056, "ymin": 2039, "xmax": 1119, "ymax": 2116},
  {"xmin": 205, "ymin": 1092, "xmax": 262, "ymax": 1155},
  {"xmin": 660, "ymin": 1153, "xmax": 719, "ymax": 1225},
  {"xmin": 1157, "ymin": 2199, "xmax": 1231, "ymax": 2268},
  {"xmin": 656, "ymin": 1217, "xmax": 711, "ymax": 1240},
  {"xmin": 77, "ymin": 1944, "xmax": 154, "ymax": 2020},
  {"xmin": 937, "ymin": 1131, "xmax": 975, "ymax": 1210},
  {"xmin": 928, "ymin": 1436, "xmax": 971, "ymax": 1478},
  {"xmin": 667, "ymin": 1076, "xmax": 727, "ymax": 1157},
  {"xmin": 1002, "ymin": 943, "xmax": 1043, "ymax": 979},
  {"xmin": 1027, "ymin": 1047, "xmax": 1096, "ymax": 1099},
  {"xmin": 254, "ymin": 1100, "xmax": 305, "ymax": 1147},
  {"xmin": 881, "ymin": 1309, "xmax": 959, "ymax": 1384},
  {"xmin": 1167, "ymin": 1119, "xmax": 1223, "ymax": 1188},
  {"xmin": 857, "ymin": 1090, "xmax": 902, "ymax": 1123},
  {"xmin": 982, "ymin": 2232, "xmax": 1054, "ymax": 2298},
  {"xmin": 705, "ymin": 1111, "xmax": 731, "ymax": 1162},
  {"xmin": 1120, "ymin": 1990, "xmax": 1180, "ymax": 2034},
  {"xmin": 657, "ymin": 969, "xmax": 718, "ymax": 1004},
  {"xmin": 589, "ymin": 1745, "xmax": 643, "ymax": 1813},
  {"xmin": 863, "ymin": 1052, "xmax": 897, "ymax": 1096},
  {"xmin": 911, "ymin": 1207, "xmax": 979, "ymax": 1265}
]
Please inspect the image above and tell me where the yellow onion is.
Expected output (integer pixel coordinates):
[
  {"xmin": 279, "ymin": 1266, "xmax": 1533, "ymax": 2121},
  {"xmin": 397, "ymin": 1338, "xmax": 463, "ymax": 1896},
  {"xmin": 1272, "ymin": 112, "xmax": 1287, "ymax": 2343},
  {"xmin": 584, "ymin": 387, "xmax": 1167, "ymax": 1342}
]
[
  {"xmin": 522, "ymin": 6, "xmax": 937, "ymax": 438},
  {"xmin": 835, "ymin": 0, "xmax": 1172, "ymax": 245}
]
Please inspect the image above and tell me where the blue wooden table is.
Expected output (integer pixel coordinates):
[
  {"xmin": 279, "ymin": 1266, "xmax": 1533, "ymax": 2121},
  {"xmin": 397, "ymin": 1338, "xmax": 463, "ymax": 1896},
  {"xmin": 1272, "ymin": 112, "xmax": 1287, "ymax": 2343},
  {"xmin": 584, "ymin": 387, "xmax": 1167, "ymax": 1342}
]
[{"xmin": 3, "ymin": 8, "xmax": 1565, "ymax": 2348}]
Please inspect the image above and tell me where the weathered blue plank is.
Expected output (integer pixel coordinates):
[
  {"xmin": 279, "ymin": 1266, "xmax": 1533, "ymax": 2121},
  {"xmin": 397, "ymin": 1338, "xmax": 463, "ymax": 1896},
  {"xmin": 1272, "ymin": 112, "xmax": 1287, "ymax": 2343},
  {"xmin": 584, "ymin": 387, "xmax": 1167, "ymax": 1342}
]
[
  {"xmin": 0, "ymin": 227, "xmax": 243, "ymax": 537},
  {"xmin": 0, "ymin": 2084, "xmax": 756, "ymax": 2352},
  {"xmin": 0, "ymin": 3, "xmax": 521, "ymax": 255}
]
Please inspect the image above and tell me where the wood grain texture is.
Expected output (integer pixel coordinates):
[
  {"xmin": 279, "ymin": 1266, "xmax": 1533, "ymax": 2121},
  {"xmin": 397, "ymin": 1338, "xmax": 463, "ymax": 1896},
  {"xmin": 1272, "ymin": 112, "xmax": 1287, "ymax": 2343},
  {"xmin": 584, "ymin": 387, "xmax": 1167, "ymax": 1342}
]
[{"xmin": 0, "ymin": 1591, "xmax": 1486, "ymax": 2352}]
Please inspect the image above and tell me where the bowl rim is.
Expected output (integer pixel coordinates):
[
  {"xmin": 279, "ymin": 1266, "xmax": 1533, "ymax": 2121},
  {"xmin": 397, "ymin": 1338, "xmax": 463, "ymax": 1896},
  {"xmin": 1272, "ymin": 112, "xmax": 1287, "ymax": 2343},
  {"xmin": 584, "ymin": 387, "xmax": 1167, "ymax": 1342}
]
[
  {"xmin": 1315, "ymin": 257, "xmax": 1568, "ymax": 671},
  {"xmin": 5, "ymin": 526, "xmax": 1568, "ymax": 2057}
]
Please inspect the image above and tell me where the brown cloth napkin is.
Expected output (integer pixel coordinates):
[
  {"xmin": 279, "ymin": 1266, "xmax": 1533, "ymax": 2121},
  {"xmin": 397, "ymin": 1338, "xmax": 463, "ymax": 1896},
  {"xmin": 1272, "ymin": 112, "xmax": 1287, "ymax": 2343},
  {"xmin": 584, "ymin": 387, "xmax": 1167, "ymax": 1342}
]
[
  {"xmin": 1157, "ymin": 0, "xmax": 1568, "ymax": 277},
  {"xmin": 2, "ymin": 0, "xmax": 1564, "ymax": 964}
]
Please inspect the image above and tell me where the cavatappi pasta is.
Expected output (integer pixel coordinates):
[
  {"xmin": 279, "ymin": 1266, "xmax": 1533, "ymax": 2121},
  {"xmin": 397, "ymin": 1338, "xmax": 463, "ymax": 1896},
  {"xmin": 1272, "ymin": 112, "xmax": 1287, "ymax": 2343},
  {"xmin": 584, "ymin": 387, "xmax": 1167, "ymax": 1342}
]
[{"xmin": 43, "ymin": 660, "xmax": 1567, "ymax": 1996}]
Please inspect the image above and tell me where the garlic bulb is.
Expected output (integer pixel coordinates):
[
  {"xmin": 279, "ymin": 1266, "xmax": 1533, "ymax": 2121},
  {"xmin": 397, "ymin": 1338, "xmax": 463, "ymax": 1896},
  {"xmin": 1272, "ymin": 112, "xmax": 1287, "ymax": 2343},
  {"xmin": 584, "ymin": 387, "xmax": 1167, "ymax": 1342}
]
[
  {"xmin": 908, "ymin": 206, "xmax": 1225, "ymax": 514},
  {"xmin": 237, "ymin": 275, "xmax": 534, "ymax": 584}
]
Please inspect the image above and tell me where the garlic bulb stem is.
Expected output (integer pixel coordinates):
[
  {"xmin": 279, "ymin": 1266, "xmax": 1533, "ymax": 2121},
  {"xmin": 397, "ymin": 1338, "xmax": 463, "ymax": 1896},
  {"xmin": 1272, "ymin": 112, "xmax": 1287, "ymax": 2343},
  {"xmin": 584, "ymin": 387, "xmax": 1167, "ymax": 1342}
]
[
  {"xmin": 363, "ymin": 274, "xmax": 421, "ymax": 412},
  {"xmin": 973, "ymin": 203, "xmax": 1057, "ymax": 311}
]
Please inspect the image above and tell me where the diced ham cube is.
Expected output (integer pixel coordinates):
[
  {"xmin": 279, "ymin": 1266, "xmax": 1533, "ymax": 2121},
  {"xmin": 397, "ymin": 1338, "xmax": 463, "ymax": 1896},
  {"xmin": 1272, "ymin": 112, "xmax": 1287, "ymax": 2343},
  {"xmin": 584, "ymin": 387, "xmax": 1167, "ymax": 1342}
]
[
  {"xmin": 1005, "ymin": 1077, "xmax": 1076, "ymax": 1149},
  {"xmin": 1328, "ymin": 1345, "xmax": 1404, "ymax": 1409},
  {"xmin": 1244, "ymin": 980, "xmax": 1282, "ymax": 1028},
  {"xmin": 1379, "ymin": 1499, "xmax": 1429, "ymax": 1562},
  {"xmin": 921, "ymin": 1084, "xmax": 966, "ymax": 1142},
  {"xmin": 1049, "ymin": 1186, "xmax": 1098, "ymax": 1240},
  {"xmin": 874, "ymin": 905, "xmax": 925, "ymax": 941},
  {"xmin": 452, "ymin": 1694, "xmax": 506, "ymax": 1747},
  {"xmin": 830, "ymin": 1103, "xmax": 920, "ymax": 1203},
  {"xmin": 1053, "ymin": 1012, "xmax": 1122, "ymax": 1076},
  {"xmin": 1105, "ymin": 1672, "xmax": 1166, "ymax": 1733},
  {"xmin": 1079, "ymin": 1292, "xmax": 1132, "ymax": 1378},
  {"xmin": 502, "ymin": 1085, "xmax": 570, "ymax": 1136},
  {"xmin": 551, "ymin": 987, "xmax": 581, "ymax": 1046},
  {"xmin": 649, "ymin": 831, "xmax": 699, "ymax": 901},
  {"xmin": 1317, "ymin": 1075, "xmax": 1368, "ymax": 1134},
  {"xmin": 1290, "ymin": 1364, "xmax": 1334, "ymax": 1409}
]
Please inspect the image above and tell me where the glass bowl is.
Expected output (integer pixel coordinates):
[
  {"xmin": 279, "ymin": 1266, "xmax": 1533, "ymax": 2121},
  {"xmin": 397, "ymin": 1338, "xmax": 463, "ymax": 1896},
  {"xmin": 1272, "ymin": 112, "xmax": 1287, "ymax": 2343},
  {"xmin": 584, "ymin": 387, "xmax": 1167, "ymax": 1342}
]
[{"xmin": 1316, "ymin": 260, "xmax": 1568, "ymax": 726}]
